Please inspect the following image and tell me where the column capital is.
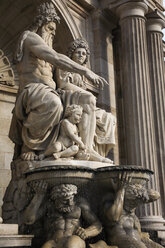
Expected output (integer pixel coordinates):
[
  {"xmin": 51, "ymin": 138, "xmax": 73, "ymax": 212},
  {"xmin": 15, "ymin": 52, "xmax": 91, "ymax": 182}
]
[
  {"xmin": 146, "ymin": 11, "xmax": 165, "ymax": 33},
  {"xmin": 116, "ymin": 1, "xmax": 148, "ymax": 20}
]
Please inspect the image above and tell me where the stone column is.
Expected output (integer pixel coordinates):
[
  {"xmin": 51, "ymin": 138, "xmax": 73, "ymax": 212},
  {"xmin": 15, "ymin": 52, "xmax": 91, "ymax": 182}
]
[
  {"xmin": 146, "ymin": 13, "xmax": 165, "ymax": 218},
  {"xmin": 116, "ymin": 2, "xmax": 165, "ymax": 230},
  {"xmin": 112, "ymin": 28, "xmax": 127, "ymax": 165}
]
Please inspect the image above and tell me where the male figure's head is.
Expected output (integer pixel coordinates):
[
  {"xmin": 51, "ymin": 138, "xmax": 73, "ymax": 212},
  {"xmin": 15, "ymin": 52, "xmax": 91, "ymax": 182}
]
[
  {"xmin": 124, "ymin": 183, "xmax": 160, "ymax": 212},
  {"xmin": 65, "ymin": 105, "xmax": 83, "ymax": 124},
  {"xmin": 31, "ymin": 1, "xmax": 60, "ymax": 47},
  {"xmin": 50, "ymin": 184, "xmax": 77, "ymax": 213}
]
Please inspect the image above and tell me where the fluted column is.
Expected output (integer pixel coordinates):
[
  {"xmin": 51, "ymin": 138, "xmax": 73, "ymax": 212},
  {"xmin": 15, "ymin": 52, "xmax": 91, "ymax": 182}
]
[
  {"xmin": 146, "ymin": 13, "xmax": 165, "ymax": 217},
  {"xmin": 116, "ymin": 2, "xmax": 165, "ymax": 229},
  {"xmin": 112, "ymin": 28, "xmax": 127, "ymax": 165}
]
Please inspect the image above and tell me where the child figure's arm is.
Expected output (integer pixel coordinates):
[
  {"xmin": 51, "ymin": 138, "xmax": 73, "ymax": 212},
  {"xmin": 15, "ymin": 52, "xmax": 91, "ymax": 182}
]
[{"xmin": 62, "ymin": 120, "xmax": 85, "ymax": 149}]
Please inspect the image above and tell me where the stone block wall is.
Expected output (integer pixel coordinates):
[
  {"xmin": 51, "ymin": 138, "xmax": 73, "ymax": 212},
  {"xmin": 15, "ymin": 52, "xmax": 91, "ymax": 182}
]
[{"xmin": 0, "ymin": 87, "xmax": 16, "ymax": 216}]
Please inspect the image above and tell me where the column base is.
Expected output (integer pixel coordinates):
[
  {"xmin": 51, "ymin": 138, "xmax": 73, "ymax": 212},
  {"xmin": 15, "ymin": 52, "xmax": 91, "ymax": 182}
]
[
  {"xmin": 140, "ymin": 216, "xmax": 165, "ymax": 231},
  {"xmin": 157, "ymin": 231, "xmax": 165, "ymax": 246},
  {"xmin": 140, "ymin": 216, "xmax": 165, "ymax": 246}
]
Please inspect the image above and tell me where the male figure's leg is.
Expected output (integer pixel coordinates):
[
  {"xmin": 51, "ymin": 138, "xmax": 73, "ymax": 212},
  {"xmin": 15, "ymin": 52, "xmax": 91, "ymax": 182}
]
[
  {"xmin": 53, "ymin": 145, "xmax": 79, "ymax": 159},
  {"xmin": 41, "ymin": 240, "xmax": 56, "ymax": 248},
  {"xmin": 65, "ymin": 235, "xmax": 86, "ymax": 248},
  {"xmin": 16, "ymin": 85, "xmax": 63, "ymax": 160}
]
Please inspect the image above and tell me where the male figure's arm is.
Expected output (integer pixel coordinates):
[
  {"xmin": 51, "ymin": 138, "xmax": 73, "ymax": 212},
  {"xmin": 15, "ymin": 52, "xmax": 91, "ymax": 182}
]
[
  {"xmin": 75, "ymin": 198, "xmax": 102, "ymax": 240},
  {"xmin": 103, "ymin": 173, "xmax": 131, "ymax": 222},
  {"xmin": 22, "ymin": 181, "xmax": 48, "ymax": 225},
  {"xmin": 25, "ymin": 32, "xmax": 107, "ymax": 88}
]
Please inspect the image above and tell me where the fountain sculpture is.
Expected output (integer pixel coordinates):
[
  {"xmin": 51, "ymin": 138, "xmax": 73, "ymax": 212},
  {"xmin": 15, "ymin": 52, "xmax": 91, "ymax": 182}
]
[{"xmin": 2, "ymin": 2, "xmax": 163, "ymax": 248}]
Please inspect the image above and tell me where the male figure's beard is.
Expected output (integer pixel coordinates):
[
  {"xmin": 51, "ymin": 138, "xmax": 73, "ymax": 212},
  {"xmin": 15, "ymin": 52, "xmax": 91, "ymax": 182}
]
[
  {"xmin": 56, "ymin": 204, "xmax": 74, "ymax": 213},
  {"xmin": 41, "ymin": 32, "xmax": 53, "ymax": 48}
]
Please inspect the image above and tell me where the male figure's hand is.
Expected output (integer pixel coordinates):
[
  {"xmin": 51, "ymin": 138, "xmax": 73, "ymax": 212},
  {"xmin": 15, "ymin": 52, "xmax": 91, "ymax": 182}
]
[
  {"xmin": 111, "ymin": 172, "xmax": 132, "ymax": 192},
  {"xmin": 85, "ymin": 69, "xmax": 108, "ymax": 89},
  {"xmin": 75, "ymin": 227, "xmax": 87, "ymax": 240},
  {"xmin": 29, "ymin": 180, "xmax": 48, "ymax": 195}
]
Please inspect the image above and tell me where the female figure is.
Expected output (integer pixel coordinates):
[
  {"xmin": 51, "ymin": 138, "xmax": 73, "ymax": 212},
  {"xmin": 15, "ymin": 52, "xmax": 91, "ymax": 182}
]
[{"xmin": 56, "ymin": 39, "xmax": 116, "ymax": 160}]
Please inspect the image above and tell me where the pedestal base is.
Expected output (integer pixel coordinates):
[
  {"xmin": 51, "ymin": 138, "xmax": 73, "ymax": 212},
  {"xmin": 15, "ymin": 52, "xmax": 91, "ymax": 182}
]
[
  {"xmin": 157, "ymin": 231, "xmax": 165, "ymax": 246},
  {"xmin": 140, "ymin": 216, "xmax": 165, "ymax": 246},
  {"xmin": 0, "ymin": 224, "xmax": 33, "ymax": 247},
  {"xmin": 3, "ymin": 160, "xmax": 160, "ymax": 248},
  {"xmin": 0, "ymin": 235, "xmax": 34, "ymax": 247},
  {"xmin": 140, "ymin": 216, "xmax": 165, "ymax": 231},
  {"xmin": 0, "ymin": 224, "xmax": 18, "ymax": 235}
]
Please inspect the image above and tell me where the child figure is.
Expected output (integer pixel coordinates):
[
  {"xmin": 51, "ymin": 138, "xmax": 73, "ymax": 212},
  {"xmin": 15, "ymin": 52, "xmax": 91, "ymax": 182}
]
[{"xmin": 44, "ymin": 104, "xmax": 86, "ymax": 159}]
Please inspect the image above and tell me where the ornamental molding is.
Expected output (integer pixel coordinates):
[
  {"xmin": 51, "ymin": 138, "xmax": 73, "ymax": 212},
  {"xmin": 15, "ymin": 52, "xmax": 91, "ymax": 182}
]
[{"xmin": 0, "ymin": 50, "xmax": 15, "ymax": 87}]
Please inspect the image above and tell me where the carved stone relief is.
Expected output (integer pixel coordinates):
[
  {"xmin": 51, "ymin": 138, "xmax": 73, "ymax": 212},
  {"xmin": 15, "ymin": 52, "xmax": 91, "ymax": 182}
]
[{"xmin": 0, "ymin": 50, "xmax": 15, "ymax": 86}]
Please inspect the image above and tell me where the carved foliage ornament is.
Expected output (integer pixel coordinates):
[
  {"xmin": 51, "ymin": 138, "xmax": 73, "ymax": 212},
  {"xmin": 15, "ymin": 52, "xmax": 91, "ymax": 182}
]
[{"xmin": 0, "ymin": 50, "xmax": 15, "ymax": 86}]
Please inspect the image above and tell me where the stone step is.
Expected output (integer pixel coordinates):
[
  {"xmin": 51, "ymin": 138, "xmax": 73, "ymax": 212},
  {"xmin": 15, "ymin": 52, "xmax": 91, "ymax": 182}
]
[
  {"xmin": 0, "ymin": 235, "xmax": 34, "ymax": 247},
  {"xmin": 0, "ymin": 224, "xmax": 18, "ymax": 235}
]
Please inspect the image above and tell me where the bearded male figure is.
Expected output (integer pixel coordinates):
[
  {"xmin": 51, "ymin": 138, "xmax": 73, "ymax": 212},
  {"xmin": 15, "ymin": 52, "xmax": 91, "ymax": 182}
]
[
  {"xmin": 100, "ymin": 173, "xmax": 163, "ymax": 248},
  {"xmin": 23, "ymin": 183, "xmax": 102, "ymax": 248},
  {"xmin": 9, "ymin": 1, "xmax": 108, "ymax": 161}
]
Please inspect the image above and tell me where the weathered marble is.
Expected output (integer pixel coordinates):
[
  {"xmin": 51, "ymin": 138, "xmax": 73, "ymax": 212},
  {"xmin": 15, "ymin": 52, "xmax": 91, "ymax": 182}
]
[
  {"xmin": 56, "ymin": 38, "xmax": 116, "ymax": 160},
  {"xmin": 8, "ymin": 2, "xmax": 114, "ymax": 165}
]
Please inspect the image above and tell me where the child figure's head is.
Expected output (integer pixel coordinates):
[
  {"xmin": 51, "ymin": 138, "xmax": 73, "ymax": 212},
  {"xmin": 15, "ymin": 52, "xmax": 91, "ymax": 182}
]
[{"xmin": 65, "ymin": 104, "xmax": 83, "ymax": 124}]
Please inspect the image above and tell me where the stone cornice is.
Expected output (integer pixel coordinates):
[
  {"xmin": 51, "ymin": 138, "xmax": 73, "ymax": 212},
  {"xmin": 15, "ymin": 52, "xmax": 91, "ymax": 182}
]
[
  {"xmin": 146, "ymin": 10, "xmax": 165, "ymax": 31},
  {"xmin": 69, "ymin": 0, "xmax": 99, "ymax": 11},
  {"xmin": 101, "ymin": 0, "xmax": 165, "ymax": 13}
]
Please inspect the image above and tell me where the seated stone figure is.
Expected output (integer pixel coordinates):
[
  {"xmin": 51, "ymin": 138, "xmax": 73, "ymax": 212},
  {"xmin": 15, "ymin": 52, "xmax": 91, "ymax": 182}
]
[
  {"xmin": 9, "ymin": 1, "xmax": 109, "ymax": 162},
  {"xmin": 56, "ymin": 38, "xmax": 116, "ymax": 161},
  {"xmin": 42, "ymin": 104, "xmax": 89, "ymax": 160},
  {"xmin": 100, "ymin": 173, "xmax": 163, "ymax": 248},
  {"xmin": 23, "ymin": 182, "xmax": 102, "ymax": 248}
]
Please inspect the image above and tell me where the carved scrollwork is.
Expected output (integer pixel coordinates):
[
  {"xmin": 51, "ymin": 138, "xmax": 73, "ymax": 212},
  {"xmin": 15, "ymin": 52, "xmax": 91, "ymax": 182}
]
[{"xmin": 0, "ymin": 49, "xmax": 15, "ymax": 86}]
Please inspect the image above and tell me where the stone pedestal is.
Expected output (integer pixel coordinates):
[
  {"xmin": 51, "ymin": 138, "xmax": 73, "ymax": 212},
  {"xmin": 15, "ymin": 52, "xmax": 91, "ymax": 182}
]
[
  {"xmin": 0, "ymin": 223, "xmax": 33, "ymax": 247},
  {"xmin": 0, "ymin": 224, "xmax": 18, "ymax": 235},
  {"xmin": 116, "ymin": 1, "xmax": 165, "ymax": 231},
  {"xmin": 2, "ymin": 158, "xmax": 160, "ymax": 248},
  {"xmin": 0, "ymin": 235, "xmax": 34, "ymax": 247},
  {"xmin": 146, "ymin": 12, "xmax": 165, "ymax": 218}
]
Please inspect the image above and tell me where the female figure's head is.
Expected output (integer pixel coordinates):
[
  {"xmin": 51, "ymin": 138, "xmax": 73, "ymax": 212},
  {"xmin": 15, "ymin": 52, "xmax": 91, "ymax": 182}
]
[{"xmin": 67, "ymin": 38, "xmax": 90, "ymax": 65}]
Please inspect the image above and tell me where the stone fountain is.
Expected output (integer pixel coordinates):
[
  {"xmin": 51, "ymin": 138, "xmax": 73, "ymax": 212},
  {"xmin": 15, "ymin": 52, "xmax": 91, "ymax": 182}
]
[{"xmin": 1, "ymin": 2, "xmax": 163, "ymax": 248}]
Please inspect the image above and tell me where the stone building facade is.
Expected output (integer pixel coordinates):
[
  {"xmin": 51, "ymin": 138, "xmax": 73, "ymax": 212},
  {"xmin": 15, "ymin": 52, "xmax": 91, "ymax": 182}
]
[{"xmin": 0, "ymin": 0, "xmax": 165, "ymax": 242}]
